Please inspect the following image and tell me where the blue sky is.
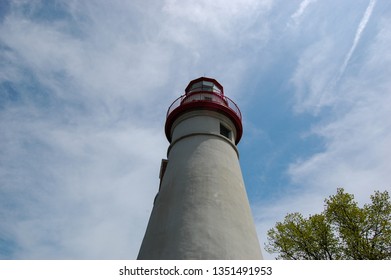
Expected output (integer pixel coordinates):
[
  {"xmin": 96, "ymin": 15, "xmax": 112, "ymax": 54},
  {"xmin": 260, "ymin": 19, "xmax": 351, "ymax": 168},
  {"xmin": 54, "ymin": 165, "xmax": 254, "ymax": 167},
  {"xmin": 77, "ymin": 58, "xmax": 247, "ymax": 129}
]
[{"xmin": 1, "ymin": 0, "xmax": 390, "ymax": 259}]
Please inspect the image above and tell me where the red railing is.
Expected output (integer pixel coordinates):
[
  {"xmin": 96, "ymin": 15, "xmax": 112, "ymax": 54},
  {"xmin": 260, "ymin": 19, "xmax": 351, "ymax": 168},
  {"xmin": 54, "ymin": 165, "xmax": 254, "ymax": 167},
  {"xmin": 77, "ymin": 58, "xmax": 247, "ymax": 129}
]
[{"xmin": 166, "ymin": 92, "xmax": 242, "ymax": 120}]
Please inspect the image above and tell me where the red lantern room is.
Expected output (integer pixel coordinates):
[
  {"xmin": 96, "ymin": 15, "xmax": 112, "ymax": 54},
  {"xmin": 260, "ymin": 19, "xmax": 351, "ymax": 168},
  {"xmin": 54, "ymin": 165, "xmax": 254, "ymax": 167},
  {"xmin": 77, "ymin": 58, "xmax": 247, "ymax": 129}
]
[{"xmin": 165, "ymin": 77, "xmax": 243, "ymax": 144}]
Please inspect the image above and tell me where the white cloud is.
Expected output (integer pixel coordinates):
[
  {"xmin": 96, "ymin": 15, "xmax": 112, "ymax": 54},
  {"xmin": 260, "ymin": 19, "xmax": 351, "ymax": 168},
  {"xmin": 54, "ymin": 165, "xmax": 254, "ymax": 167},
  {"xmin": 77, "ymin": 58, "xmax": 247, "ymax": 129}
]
[
  {"xmin": 159, "ymin": 0, "xmax": 273, "ymax": 93},
  {"xmin": 0, "ymin": 0, "xmax": 274, "ymax": 259},
  {"xmin": 0, "ymin": 1, "xmax": 172, "ymax": 259},
  {"xmin": 255, "ymin": 5, "xmax": 391, "ymax": 259},
  {"xmin": 290, "ymin": 37, "xmax": 339, "ymax": 113},
  {"xmin": 289, "ymin": 16, "xmax": 391, "ymax": 199},
  {"xmin": 163, "ymin": 0, "xmax": 272, "ymax": 34},
  {"xmin": 2, "ymin": 0, "xmax": 389, "ymax": 261},
  {"xmin": 0, "ymin": 105, "xmax": 166, "ymax": 258},
  {"xmin": 0, "ymin": 13, "xmax": 172, "ymax": 107}
]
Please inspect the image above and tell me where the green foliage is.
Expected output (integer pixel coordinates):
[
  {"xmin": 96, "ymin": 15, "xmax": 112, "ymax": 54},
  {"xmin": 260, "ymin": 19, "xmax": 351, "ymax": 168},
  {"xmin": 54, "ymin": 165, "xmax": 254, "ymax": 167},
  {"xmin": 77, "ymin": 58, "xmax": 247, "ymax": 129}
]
[{"xmin": 265, "ymin": 188, "xmax": 391, "ymax": 259}]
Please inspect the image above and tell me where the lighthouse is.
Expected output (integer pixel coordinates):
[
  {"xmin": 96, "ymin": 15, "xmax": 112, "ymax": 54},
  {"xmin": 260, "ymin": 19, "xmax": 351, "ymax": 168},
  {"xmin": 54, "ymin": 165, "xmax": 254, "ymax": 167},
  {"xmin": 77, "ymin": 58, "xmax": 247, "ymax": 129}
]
[{"xmin": 137, "ymin": 77, "xmax": 262, "ymax": 259}]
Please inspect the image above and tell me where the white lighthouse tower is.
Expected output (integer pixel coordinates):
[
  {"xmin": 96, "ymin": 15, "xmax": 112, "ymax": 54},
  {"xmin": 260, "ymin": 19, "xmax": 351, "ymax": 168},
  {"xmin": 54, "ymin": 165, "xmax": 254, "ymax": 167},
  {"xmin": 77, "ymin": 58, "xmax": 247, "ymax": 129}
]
[{"xmin": 137, "ymin": 77, "xmax": 262, "ymax": 259}]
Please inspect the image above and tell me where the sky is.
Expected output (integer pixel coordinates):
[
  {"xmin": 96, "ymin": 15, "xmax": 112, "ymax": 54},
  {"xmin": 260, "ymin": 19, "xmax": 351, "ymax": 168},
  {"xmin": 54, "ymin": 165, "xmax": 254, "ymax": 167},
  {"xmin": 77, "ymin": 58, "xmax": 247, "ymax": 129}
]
[{"xmin": 0, "ymin": 0, "xmax": 390, "ymax": 260}]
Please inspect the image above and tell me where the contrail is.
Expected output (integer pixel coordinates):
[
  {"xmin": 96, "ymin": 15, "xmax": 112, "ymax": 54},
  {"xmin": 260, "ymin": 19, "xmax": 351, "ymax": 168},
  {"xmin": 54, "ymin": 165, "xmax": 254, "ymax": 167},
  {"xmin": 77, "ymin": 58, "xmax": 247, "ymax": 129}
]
[
  {"xmin": 316, "ymin": 0, "xmax": 376, "ymax": 112},
  {"xmin": 291, "ymin": 0, "xmax": 317, "ymax": 25},
  {"xmin": 337, "ymin": 0, "xmax": 376, "ymax": 81}
]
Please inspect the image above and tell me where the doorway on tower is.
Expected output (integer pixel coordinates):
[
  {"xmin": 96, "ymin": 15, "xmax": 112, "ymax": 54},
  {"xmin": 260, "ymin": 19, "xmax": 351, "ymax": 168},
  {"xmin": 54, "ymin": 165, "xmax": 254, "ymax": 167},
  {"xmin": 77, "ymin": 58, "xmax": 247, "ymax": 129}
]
[
  {"xmin": 154, "ymin": 159, "xmax": 168, "ymax": 205},
  {"xmin": 220, "ymin": 123, "xmax": 232, "ymax": 140},
  {"xmin": 159, "ymin": 159, "xmax": 168, "ymax": 188}
]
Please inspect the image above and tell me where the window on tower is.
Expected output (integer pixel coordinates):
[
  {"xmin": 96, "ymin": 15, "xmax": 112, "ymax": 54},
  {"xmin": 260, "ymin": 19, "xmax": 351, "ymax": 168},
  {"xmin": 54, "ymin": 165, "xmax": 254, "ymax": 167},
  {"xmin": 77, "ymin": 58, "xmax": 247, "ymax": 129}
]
[
  {"xmin": 201, "ymin": 81, "xmax": 214, "ymax": 91},
  {"xmin": 188, "ymin": 80, "xmax": 221, "ymax": 94},
  {"xmin": 220, "ymin": 123, "xmax": 232, "ymax": 140}
]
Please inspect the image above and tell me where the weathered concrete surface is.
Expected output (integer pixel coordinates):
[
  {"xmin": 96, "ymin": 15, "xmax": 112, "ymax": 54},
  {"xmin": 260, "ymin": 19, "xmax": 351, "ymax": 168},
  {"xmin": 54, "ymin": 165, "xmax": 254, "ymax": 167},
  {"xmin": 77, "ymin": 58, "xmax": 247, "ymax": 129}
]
[{"xmin": 137, "ymin": 110, "xmax": 262, "ymax": 259}]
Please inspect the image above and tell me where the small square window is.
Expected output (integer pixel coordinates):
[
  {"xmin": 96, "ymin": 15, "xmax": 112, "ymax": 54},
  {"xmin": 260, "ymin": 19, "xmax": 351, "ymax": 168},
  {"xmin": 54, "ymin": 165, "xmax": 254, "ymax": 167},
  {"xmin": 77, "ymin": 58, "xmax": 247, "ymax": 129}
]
[{"xmin": 220, "ymin": 123, "xmax": 232, "ymax": 139}]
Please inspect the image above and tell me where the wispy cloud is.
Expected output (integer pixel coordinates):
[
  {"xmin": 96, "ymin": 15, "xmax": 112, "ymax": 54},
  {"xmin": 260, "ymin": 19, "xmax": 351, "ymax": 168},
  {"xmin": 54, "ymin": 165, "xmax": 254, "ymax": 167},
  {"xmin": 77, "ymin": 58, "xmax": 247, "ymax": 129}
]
[
  {"xmin": 285, "ymin": 13, "xmax": 391, "ymax": 224},
  {"xmin": 290, "ymin": 37, "xmax": 339, "ymax": 112},
  {"xmin": 0, "ymin": 0, "xmax": 272, "ymax": 259},
  {"xmin": 255, "ymin": 1, "xmax": 391, "ymax": 258},
  {"xmin": 1, "ymin": 0, "xmax": 390, "ymax": 261},
  {"xmin": 290, "ymin": 0, "xmax": 317, "ymax": 26}
]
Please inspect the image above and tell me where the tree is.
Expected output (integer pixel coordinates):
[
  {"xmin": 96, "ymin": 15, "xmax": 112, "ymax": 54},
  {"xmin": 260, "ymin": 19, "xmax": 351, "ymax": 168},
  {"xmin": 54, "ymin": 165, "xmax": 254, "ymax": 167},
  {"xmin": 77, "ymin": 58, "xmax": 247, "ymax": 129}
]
[{"xmin": 265, "ymin": 188, "xmax": 391, "ymax": 259}]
